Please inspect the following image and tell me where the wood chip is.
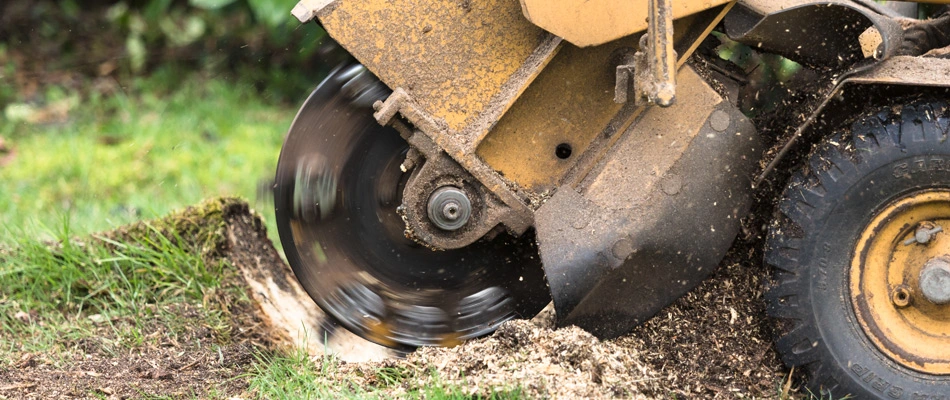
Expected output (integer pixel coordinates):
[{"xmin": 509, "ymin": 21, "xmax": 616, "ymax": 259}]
[{"xmin": 0, "ymin": 382, "xmax": 37, "ymax": 391}]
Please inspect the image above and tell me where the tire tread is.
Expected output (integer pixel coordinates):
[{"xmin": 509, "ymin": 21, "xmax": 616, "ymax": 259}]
[{"xmin": 765, "ymin": 99, "xmax": 950, "ymax": 398}]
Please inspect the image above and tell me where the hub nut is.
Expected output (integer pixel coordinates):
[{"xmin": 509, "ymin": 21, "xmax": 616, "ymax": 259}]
[
  {"xmin": 920, "ymin": 257, "xmax": 950, "ymax": 305},
  {"xmin": 892, "ymin": 285, "xmax": 913, "ymax": 308},
  {"xmin": 427, "ymin": 186, "xmax": 472, "ymax": 231}
]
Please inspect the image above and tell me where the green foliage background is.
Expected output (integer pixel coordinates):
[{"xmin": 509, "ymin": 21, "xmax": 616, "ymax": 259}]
[
  {"xmin": 0, "ymin": 0, "xmax": 341, "ymax": 241},
  {"xmin": 0, "ymin": 0, "xmax": 336, "ymax": 105}
]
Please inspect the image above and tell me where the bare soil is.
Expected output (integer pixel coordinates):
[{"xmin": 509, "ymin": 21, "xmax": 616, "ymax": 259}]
[
  {"xmin": 0, "ymin": 199, "xmax": 791, "ymax": 399},
  {"xmin": 0, "ymin": 310, "xmax": 260, "ymax": 399}
]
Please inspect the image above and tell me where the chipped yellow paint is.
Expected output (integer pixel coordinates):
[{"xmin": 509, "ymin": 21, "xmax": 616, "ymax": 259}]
[
  {"xmin": 319, "ymin": 0, "xmax": 546, "ymax": 132},
  {"xmin": 851, "ymin": 191, "xmax": 950, "ymax": 375},
  {"xmin": 520, "ymin": 0, "xmax": 732, "ymax": 47}
]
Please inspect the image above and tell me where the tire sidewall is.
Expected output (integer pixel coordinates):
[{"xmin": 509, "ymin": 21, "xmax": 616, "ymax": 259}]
[{"xmin": 804, "ymin": 138, "xmax": 950, "ymax": 399}]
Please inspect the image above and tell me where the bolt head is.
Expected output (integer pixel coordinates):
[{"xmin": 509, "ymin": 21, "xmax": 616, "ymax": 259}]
[
  {"xmin": 916, "ymin": 230, "xmax": 932, "ymax": 244},
  {"xmin": 442, "ymin": 202, "xmax": 460, "ymax": 221},
  {"xmin": 426, "ymin": 187, "xmax": 472, "ymax": 231}
]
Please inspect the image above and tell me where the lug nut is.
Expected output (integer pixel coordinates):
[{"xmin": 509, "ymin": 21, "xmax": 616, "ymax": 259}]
[
  {"xmin": 892, "ymin": 285, "xmax": 913, "ymax": 308},
  {"xmin": 427, "ymin": 186, "xmax": 471, "ymax": 231},
  {"xmin": 919, "ymin": 257, "xmax": 950, "ymax": 305}
]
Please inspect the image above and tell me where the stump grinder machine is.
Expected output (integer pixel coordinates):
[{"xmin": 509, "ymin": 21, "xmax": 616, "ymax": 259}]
[{"xmin": 274, "ymin": 0, "xmax": 950, "ymax": 397}]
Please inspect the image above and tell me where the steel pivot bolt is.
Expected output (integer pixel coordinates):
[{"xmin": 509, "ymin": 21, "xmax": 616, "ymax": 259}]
[
  {"xmin": 919, "ymin": 257, "xmax": 950, "ymax": 305},
  {"xmin": 903, "ymin": 221, "xmax": 943, "ymax": 246},
  {"xmin": 427, "ymin": 186, "xmax": 472, "ymax": 231}
]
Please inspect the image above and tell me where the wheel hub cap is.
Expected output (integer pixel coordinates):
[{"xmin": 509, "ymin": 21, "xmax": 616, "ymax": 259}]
[{"xmin": 851, "ymin": 190, "xmax": 950, "ymax": 375}]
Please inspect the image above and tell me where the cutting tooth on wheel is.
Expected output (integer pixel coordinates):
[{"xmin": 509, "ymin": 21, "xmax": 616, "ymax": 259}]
[{"xmin": 274, "ymin": 64, "xmax": 550, "ymax": 349}]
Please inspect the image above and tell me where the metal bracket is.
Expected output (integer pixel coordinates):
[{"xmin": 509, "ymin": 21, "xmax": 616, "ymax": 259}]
[
  {"xmin": 615, "ymin": 0, "xmax": 677, "ymax": 107},
  {"xmin": 373, "ymin": 90, "xmax": 535, "ymax": 248},
  {"xmin": 291, "ymin": 0, "xmax": 336, "ymax": 23}
]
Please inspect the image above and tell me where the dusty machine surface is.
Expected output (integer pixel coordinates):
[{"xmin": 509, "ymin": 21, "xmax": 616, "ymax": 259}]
[{"xmin": 274, "ymin": 0, "xmax": 950, "ymax": 398}]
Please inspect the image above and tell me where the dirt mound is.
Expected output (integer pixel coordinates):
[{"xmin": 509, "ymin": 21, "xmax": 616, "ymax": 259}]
[{"xmin": 0, "ymin": 198, "xmax": 273, "ymax": 399}]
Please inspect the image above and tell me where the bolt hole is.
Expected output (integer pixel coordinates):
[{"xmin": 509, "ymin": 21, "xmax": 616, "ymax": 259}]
[
  {"xmin": 898, "ymin": 292, "xmax": 907, "ymax": 301},
  {"xmin": 555, "ymin": 143, "xmax": 573, "ymax": 160}
]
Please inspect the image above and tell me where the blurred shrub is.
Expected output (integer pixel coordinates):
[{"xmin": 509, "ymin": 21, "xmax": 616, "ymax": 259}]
[{"xmin": 0, "ymin": 0, "xmax": 342, "ymax": 103}]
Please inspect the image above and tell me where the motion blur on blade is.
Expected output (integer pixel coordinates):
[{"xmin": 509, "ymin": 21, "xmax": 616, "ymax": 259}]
[{"xmin": 274, "ymin": 65, "xmax": 550, "ymax": 348}]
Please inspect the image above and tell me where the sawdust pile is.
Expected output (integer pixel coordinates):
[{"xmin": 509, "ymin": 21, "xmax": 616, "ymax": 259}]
[
  {"xmin": 406, "ymin": 320, "xmax": 660, "ymax": 398},
  {"xmin": 319, "ymin": 238, "xmax": 789, "ymax": 398},
  {"xmin": 329, "ymin": 317, "xmax": 664, "ymax": 398}
]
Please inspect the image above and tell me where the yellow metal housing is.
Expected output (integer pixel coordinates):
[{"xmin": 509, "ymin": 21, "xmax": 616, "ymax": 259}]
[
  {"xmin": 317, "ymin": 0, "xmax": 558, "ymax": 135},
  {"xmin": 519, "ymin": 0, "xmax": 732, "ymax": 47}
]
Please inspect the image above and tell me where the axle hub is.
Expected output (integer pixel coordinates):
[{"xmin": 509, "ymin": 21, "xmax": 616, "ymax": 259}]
[
  {"xmin": 427, "ymin": 187, "xmax": 471, "ymax": 231},
  {"xmin": 920, "ymin": 257, "xmax": 950, "ymax": 305},
  {"xmin": 850, "ymin": 191, "xmax": 950, "ymax": 375}
]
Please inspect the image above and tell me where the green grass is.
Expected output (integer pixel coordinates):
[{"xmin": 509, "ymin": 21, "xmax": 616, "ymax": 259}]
[
  {"xmin": 0, "ymin": 70, "xmax": 285, "ymax": 368},
  {"xmin": 0, "ymin": 68, "xmax": 289, "ymax": 241},
  {"xmin": 246, "ymin": 348, "xmax": 526, "ymax": 400},
  {"xmin": 246, "ymin": 349, "xmax": 365, "ymax": 399},
  {"xmin": 0, "ymin": 220, "xmax": 232, "ymax": 357}
]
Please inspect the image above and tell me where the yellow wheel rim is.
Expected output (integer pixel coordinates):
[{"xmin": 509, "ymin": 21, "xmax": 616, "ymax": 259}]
[{"xmin": 851, "ymin": 190, "xmax": 950, "ymax": 375}]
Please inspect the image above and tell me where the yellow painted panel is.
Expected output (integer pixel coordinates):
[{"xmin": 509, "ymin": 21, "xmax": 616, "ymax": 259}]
[
  {"xmin": 319, "ymin": 0, "xmax": 546, "ymax": 132},
  {"xmin": 476, "ymin": 38, "xmax": 634, "ymax": 193},
  {"xmin": 520, "ymin": 0, "xmax": 731, "ymax": 47}
]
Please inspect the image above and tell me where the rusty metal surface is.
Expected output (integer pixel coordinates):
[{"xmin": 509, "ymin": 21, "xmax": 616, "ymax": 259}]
[
  {"xmin": 561, "ymin": 11, "xmax": 731, "ymax": 194},
  {"xmin": 318, "ymin": 0, "xmax": 742, "ymax": 241},
  {"xmin": 519, "ymin": 0, "xmax": 732, "ymax": 47},
  {"xmin": 631, "ymin": 0, "xmax": 677, "ymax": 107},
  {"xmin": 850, "ymin": 191, "xmax": 950, "ymax": 375},
  {"xmin": 318, "ymin": 0, "xmax": 566, "ymax": 236},
  {"xmin": 397, "ymin": 131, "xmax": 529, "ymax": 250},
  {"xmin": 534, "ymin": 66, "xmax": 762, "ymax": 338},
  {"xmin": 582, "ymin": 69, "xmax": 723, "ymax": 207}
]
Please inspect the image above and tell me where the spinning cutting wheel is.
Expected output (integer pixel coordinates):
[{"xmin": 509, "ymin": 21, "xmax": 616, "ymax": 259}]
[{"xmin": 273, "ymin": 65, "xmax": 550, "ymax": 349}]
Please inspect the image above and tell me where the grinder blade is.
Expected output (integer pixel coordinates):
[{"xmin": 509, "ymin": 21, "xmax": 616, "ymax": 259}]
[{"xmin": 274, "ymin": 65, "xmax": 550, "ymax": 349}]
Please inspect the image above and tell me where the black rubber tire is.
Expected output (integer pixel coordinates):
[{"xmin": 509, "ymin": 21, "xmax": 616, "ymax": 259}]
[{"xmin": 765, "ymin": 99, "xmax": 950, "ymax": 399}]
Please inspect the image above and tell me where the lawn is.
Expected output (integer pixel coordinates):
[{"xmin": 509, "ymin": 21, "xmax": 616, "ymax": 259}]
[
  {"xmin": 0, "ymin": 71, "xmax": 292, "ymax": 397},
  {"xmin": 0, "ymin": 68, "xmax": 288, "ymax": 242}
]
